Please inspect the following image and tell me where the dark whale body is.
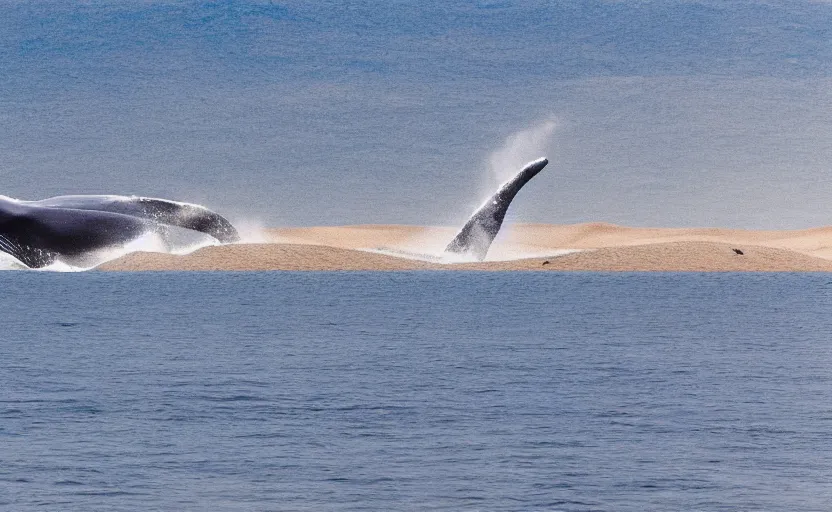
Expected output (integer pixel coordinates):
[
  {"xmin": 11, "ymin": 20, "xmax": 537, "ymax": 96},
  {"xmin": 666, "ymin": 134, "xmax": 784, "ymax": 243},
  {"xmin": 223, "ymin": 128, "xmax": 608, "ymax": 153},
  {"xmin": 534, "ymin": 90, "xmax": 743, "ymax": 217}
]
[
  {"xmin": 0, "ymin": 195, "xmax": 239, "ymax": 268},
  {"xmin": 444, "ymin": 157, "xmax": 548, "ymax": 261},
  {"xmin": 29, "ymin": 195, "xmax": 240, "ymax": 244}
]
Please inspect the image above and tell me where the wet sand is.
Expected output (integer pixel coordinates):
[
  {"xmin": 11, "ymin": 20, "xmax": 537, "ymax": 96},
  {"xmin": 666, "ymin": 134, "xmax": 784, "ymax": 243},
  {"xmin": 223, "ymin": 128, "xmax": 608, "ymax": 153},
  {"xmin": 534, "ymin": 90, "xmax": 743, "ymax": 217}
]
[{"xmin": 98, "ymin": 223, "xmax": 832, "ymax": 271}]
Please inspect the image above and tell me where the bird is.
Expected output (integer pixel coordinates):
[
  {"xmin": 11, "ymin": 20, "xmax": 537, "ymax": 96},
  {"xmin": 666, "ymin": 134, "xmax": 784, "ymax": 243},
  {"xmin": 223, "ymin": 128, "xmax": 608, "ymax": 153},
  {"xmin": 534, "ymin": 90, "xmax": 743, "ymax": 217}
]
[{"xmin": 732, "ymin": 248, "xmax": 744, "ymax": 255}]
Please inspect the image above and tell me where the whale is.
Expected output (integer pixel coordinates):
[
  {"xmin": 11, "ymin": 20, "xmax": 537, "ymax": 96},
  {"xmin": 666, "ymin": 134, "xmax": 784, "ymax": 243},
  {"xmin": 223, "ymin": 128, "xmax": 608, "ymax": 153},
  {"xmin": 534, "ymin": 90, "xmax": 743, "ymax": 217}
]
[
  {"xmin": 0, "ymin": 195, "xmax": 239, "ymax": 268},
  {"xmin": 444, "ymin": 157, "xmax": 548, "ymax": 261},
  {"xmin": 27, "ymin": 195, "xmax": 240, "ymax": 243}
]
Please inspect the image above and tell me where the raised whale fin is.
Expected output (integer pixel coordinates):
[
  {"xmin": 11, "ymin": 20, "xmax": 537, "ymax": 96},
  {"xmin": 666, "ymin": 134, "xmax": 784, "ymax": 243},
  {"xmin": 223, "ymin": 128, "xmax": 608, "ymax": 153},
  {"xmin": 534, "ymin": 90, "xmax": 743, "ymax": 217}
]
[
  {"xmin": 30, "ymin": 195, "xmax": 240, "ymax": 243},
  {"xmin": 444, "ymin": 157, "xmax": 548, "ymax": 261}
]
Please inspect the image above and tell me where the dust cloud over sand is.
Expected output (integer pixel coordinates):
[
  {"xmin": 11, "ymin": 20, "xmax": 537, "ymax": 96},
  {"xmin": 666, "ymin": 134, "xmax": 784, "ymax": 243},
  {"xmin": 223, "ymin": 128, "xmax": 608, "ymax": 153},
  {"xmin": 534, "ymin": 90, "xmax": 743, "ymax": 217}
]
[{"xmin": 98, "ymin": 223, "xmax": 832, "ymax": 272}]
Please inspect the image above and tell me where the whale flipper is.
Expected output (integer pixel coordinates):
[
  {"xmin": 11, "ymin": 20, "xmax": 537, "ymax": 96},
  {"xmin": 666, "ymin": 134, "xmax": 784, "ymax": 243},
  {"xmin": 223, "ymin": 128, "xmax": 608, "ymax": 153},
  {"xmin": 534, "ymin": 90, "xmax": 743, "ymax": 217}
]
[
  {"xmin": 444, "ymin": 157, "xmax": 548, "ymax": 261},
  {"xmin": 30, "ymin": 195, "xmax": 240, "ymax": 243}
]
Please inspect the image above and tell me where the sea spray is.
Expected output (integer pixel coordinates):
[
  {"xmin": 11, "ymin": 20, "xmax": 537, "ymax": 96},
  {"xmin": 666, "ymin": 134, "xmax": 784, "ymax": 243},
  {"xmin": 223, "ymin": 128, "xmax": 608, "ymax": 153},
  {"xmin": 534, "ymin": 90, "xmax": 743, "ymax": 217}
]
[
  {"xmin": 362, "ymin": 245, "xmax": 583, "ymax": 264},
  {"xmin": 0, "ymin": 225, "xmax": 222, "ymax": 272},
  {"xmin": 58, "ymin": 229, "xmax": 217, "ymax": 271},
  {"xmin": 488, "ymin": 119, "xmax": 557, "ymax": 184},
  {"xmin": 232, "ymin": 218, "xmax": 270, "ymax": 244}
]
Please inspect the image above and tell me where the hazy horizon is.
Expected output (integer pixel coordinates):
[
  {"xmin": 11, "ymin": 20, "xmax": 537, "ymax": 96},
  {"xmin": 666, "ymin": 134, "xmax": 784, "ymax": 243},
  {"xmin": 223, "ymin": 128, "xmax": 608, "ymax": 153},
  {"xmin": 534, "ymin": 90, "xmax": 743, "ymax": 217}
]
[{"xmin": 1, "ymin": 1, "xmax": 830, "ymax": 229}]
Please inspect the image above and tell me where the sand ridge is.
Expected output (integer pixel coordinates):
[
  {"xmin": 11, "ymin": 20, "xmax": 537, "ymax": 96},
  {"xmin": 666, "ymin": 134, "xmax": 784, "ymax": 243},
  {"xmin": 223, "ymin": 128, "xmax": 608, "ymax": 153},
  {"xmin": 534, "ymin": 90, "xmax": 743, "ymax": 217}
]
[{"xmin": 98, "ymin": 223, "xmax": 832, "ymax": 271}]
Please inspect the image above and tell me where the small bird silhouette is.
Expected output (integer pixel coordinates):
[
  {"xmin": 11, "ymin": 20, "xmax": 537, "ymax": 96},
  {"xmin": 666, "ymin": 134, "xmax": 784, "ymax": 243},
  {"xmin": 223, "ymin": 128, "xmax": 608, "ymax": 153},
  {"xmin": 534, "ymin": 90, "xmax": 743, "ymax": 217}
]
[
  {"xmin": 732, "ymin": 248, "xmax": 744, "ymax": 255},
  {"xmin": 542, "ymin": 260, "xmax": 550, "ymax": 266}
]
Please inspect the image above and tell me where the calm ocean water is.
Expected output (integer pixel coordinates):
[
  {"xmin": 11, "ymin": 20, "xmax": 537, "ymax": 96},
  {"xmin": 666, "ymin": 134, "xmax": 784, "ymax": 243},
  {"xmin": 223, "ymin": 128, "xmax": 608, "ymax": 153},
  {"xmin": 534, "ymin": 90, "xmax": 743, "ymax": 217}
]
[{"xmin": 2, "ymin": 271, "xmax": 832, "ymax": 511}]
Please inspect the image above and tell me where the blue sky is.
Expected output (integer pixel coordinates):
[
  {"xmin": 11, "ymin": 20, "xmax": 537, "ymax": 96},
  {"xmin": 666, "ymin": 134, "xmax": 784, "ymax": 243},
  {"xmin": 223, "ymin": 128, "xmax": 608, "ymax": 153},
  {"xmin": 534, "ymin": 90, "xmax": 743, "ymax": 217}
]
[{"xmin": 1, "ymin": 1, "xmax": 830, "ymax": 228}]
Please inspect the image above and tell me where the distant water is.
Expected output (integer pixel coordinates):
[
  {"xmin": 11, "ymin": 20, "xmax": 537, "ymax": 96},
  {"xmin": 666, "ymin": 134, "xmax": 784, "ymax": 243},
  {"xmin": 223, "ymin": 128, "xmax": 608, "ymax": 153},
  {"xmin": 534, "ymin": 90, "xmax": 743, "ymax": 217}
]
[
  {"xmin": 3, "ymin": 272, "xmax": 832, "ymax": 511},
  {"xmin": 3, "ymin": 2, "xmax": 832, "ymax": 229}
]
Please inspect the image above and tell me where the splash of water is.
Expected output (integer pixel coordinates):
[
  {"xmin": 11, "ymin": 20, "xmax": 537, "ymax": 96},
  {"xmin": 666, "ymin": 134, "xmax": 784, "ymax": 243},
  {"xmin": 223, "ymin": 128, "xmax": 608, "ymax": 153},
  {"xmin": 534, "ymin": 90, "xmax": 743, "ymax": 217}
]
[
  {"xmin": 488, "ymin": 119, "xmax": 557, "ymax": 184},
  {"xmin": 232, "ymin": 218, "xmax": 270, "ymax": 244},
  {"xmin": 364, "ymin": 245, "xmax": 583, "ymax": 264},
  {"xmin": 48, "ymin": 229, "xmax": 219, "ymax": 272},
  {"xmin": 0, "ymin": 226, "xmax": 221, "ymax": 272}
]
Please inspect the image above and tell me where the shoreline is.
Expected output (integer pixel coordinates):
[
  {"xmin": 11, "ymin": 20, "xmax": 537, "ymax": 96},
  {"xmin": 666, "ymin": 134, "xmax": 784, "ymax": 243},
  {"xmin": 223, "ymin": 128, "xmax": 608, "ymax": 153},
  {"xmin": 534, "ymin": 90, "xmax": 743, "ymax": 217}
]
[{"xmin": 97, "ymin": 224, "xmax": 832, "ymax": 272}]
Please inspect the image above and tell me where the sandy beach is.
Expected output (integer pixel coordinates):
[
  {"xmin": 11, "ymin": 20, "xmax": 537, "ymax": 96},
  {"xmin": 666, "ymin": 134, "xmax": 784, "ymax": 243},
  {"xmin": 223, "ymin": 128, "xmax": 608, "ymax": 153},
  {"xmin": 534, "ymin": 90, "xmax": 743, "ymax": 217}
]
[{"xmin": 98, "ymin": 223, "xmax": 832, "ymax": 271}]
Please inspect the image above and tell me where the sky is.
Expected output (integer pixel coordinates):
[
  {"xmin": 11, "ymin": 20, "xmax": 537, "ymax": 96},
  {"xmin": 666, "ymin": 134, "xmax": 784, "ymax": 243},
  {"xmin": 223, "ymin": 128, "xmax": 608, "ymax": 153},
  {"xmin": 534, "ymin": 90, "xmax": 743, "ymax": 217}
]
[{"xmin": 0, "ymin": 0, "xmax": 830, "ymax": 228}]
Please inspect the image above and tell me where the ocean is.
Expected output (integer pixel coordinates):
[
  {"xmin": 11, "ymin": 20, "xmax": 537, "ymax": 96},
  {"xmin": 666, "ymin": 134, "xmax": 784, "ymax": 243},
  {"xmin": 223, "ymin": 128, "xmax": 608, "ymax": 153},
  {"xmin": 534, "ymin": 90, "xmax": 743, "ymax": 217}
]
[
  {"xmin": 2, "ymin": 271, "xmax": 832, "ymax": 510},
  {"xmin": 3, "ymin": 1, "xmax": 832, "ymax": 229}
]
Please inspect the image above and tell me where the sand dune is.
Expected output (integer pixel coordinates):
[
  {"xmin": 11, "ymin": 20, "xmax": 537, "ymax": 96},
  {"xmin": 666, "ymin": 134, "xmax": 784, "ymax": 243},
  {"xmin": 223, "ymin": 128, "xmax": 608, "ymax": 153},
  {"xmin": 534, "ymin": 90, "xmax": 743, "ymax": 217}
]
[
  {"xmin": 496, "ymin": 223, "xmax": 832, "ymax": 260},
  {"xmin": 98, "ymin": 223, "xmax": 832, "ymax": 271}
]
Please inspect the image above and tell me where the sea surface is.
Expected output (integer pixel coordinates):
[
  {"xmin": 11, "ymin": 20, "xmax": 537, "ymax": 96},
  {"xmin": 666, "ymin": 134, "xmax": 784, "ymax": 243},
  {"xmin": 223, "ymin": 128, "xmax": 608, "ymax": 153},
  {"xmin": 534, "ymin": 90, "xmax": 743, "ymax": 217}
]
[
  {"xmin": 2, "ymin": 271, "xmax": 832, "ymax": 511},
  {"xmin": 3, "ymin": 2, "xmax": 832, "ymax": 229}
]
